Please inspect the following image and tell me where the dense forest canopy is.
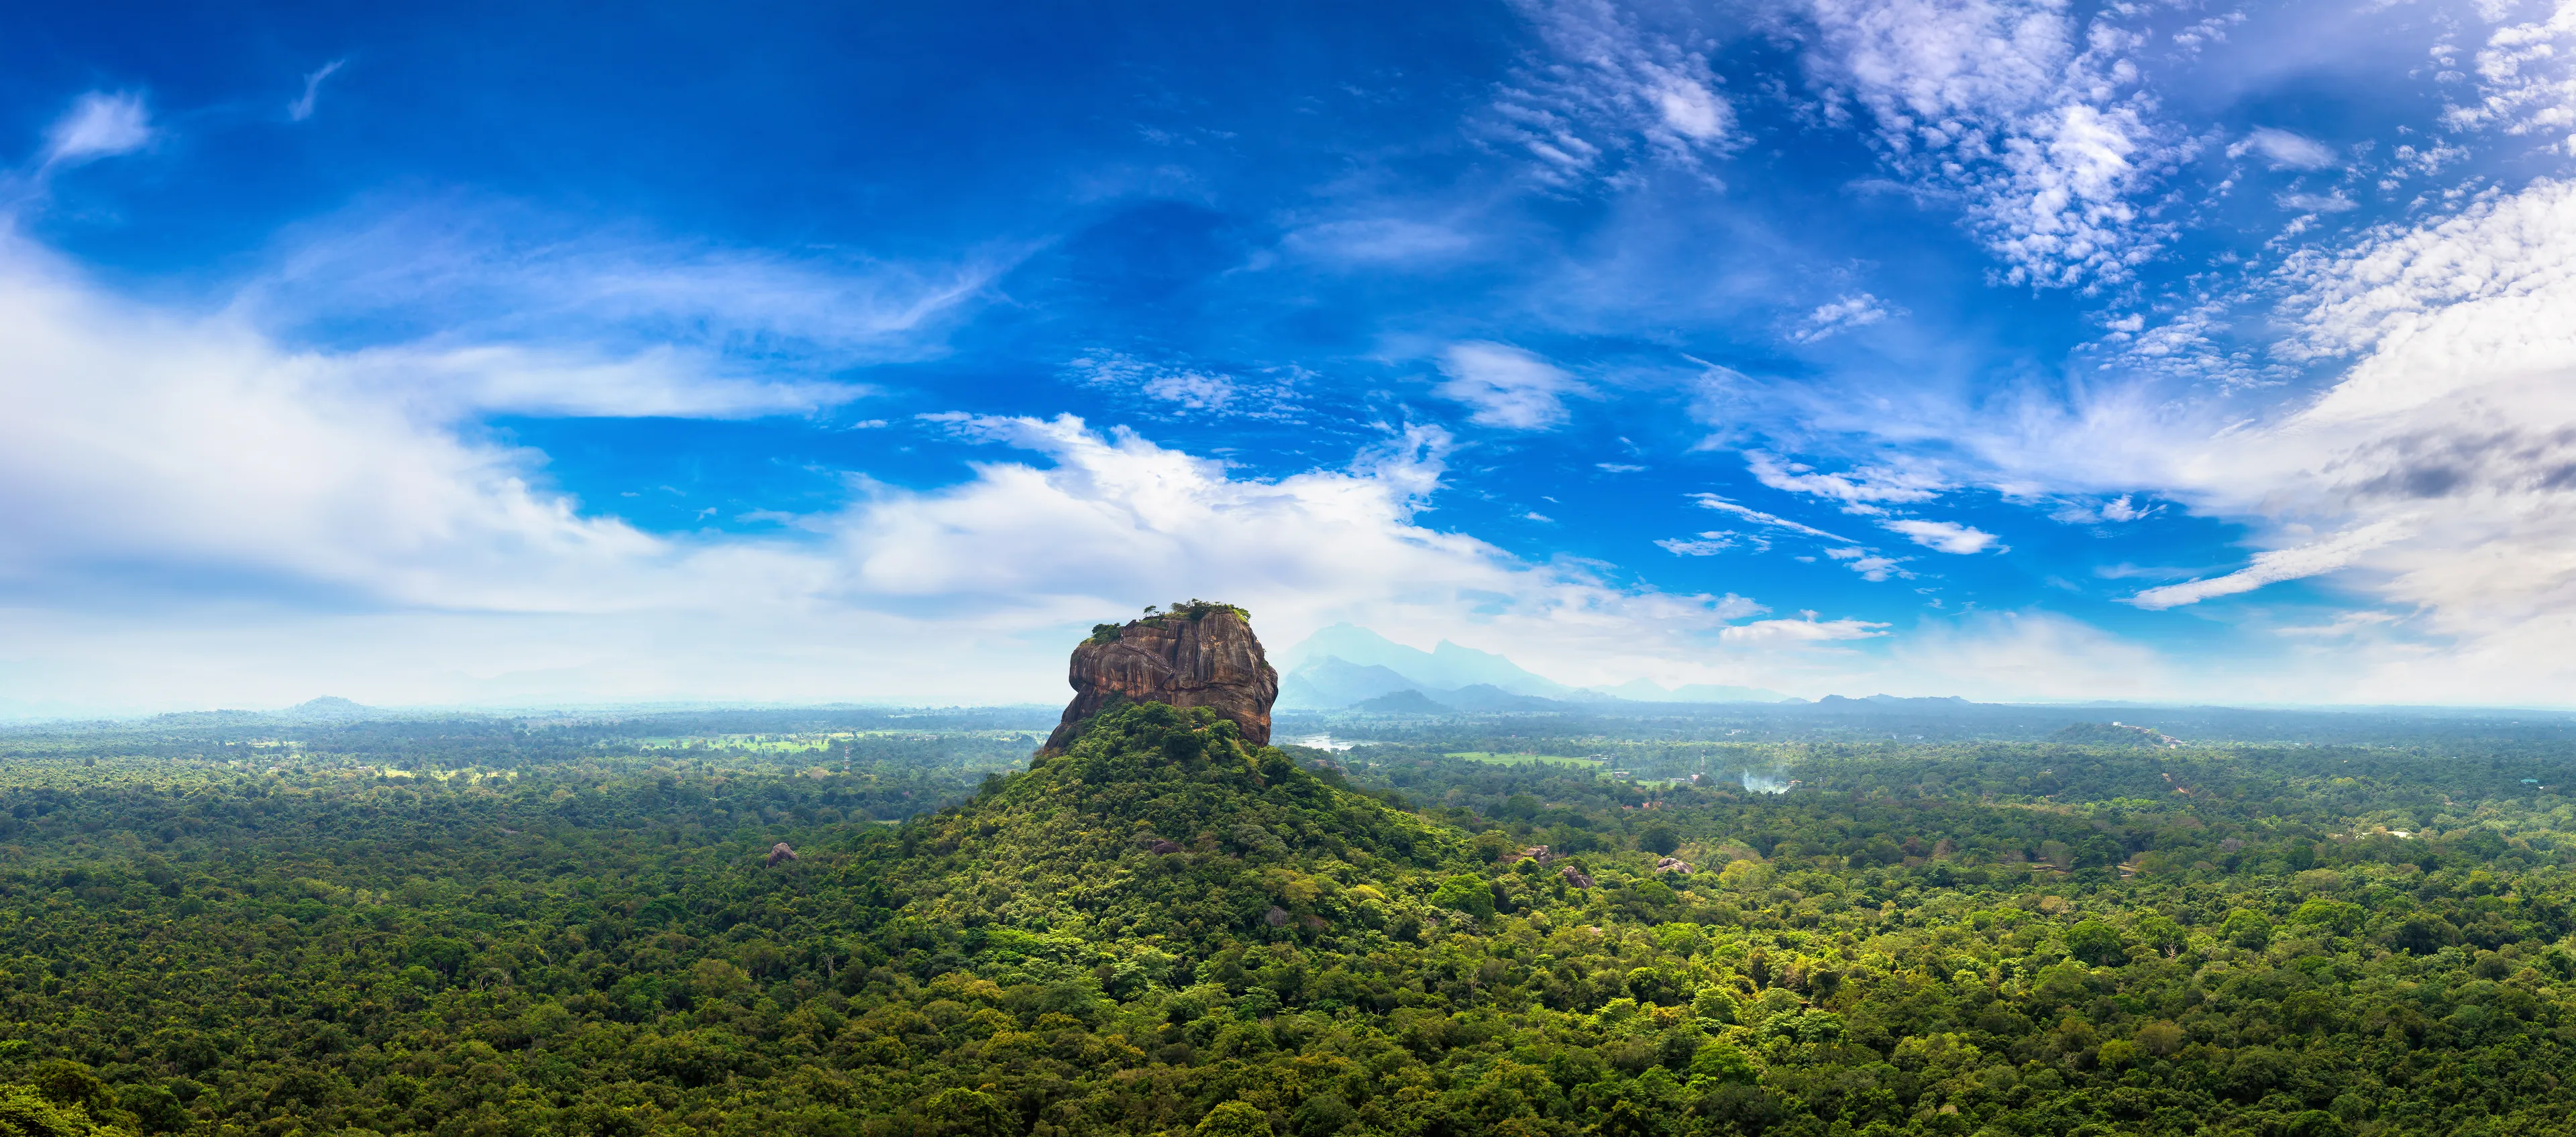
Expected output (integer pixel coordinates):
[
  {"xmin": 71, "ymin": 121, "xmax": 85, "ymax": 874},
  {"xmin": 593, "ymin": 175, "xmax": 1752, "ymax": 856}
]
[{"xmin": 4, "ymin": 703, "xmax": 2576, "ymax": 1137}]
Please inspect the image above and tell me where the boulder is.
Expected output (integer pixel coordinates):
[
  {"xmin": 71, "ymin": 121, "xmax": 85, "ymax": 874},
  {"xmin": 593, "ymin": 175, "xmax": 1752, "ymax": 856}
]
[
  {"xmin": 1558, "ymin": 865, "xmax": 1595, "ymax": 889},
  {"xmin": 1042, "ymin": 603, "xmax": 1279, "ymax": 753},
  {"xmin": 1656, "ymin": 857, "xmax": 1693, "ymax": 875},
  {"xmin": 767, "ymin": 842, "xmax": 797, "ymax": 867}
]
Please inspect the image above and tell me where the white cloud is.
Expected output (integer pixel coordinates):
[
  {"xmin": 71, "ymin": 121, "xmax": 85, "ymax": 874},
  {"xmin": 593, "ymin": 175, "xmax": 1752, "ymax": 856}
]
[
  {"xmin": 1789, "ymin": 292, "xmax": 1893, "ymax": 342},
  {"xmin": 1435, "ymin": 341, "xmax": 1582, "ymax": 429},
  {"xmin": 1882, "ymin": 517, "xmax": 2001, "ymax": 553},
  {"xmin": 1719, "ymin": 614, "xmax": 1888, "ymax": 643},
  {"xmin": 2125, "ymin": 522, "xmax": 2411, "ymax": 610},
  {"xmin": 1746, "ymin": 451, "xmax": 1945, "ymax": 513},
  {"xmin": 1825, "ymin": 545, "xmax": 1911, "ymax": 581},
  {"xmin": 1066, "ymin": 353, "xmax": 1300, "ymax": 418},
  {"xmin": 1487, "ymin": 0, "xmax": 1741, "ymax": 186},
  {"xmin": 2048, "ymin": 494, "xmax": 2155, "ymax": 523},
  {"xmin": 1283, "ymin": 217, "xmax": 1480, "ymax": 265},
  {"xmin": 1892, "ymin": 173, "xmax": 2576, "ymax": 701},
  {"xmin": 2443, "ymin": 0, "xmax": 2576, "ymax": 150},
  {"xmin": 1794, "ymin": 0, "xmax": 2190, "ymax": 286},
  {"xmin": 1656, "ymin": 531, "xmax": 1737, "ymax": 555},
  {"xmin": 0, "ymin": 224, "xmax": 1900, "ymax": 710},
  {"xmin": 41, "ymin": 92, "xmax": 152, "ymax": 168},
  {"xmin": 1688, "ymin": 492, "xmax": 1854, "ymax": 541},
  {"xmin": 288, "ymin": 60, "xmax": 345, "ymax": 122},
  {"xmin": 2233, "ymin": 126, "xmax": 2339, "ymax": 170},
  {"xmin": 2277, "ymin": 189, "xmax": 2358, "ymax": 213},
  {"xmin": 244, "ymin": 204, "xmax": 1008, "ymax": 366}
]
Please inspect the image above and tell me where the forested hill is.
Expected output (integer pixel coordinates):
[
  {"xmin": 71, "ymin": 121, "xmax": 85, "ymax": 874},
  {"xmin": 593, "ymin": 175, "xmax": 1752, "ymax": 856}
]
[
  {"xmin": 881, "ymin": 703, "xmax": 1460, "ymax": 939},
  {"xmin": 7, "ymin": 710, "xmax": 2576, "ymax": 1137}
]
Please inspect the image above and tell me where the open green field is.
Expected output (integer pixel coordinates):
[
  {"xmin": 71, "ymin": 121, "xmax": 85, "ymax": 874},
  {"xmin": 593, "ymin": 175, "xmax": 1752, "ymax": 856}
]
[{"xmin": 1443, "ymin": 749, "xmax": 1602, "ymax": 767}]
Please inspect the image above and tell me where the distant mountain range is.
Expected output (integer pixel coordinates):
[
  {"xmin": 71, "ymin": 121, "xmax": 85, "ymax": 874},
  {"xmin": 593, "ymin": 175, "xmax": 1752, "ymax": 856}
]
[{"xmin": 1276, "ymin": 624, "xmax": 1793, "ymax": 712}]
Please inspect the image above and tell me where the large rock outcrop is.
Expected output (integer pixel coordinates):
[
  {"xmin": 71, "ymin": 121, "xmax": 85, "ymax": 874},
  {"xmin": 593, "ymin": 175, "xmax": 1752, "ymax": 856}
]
[{"xmin": 1042, "ymin": 603, "xmax": 1279, "ymax": 753}]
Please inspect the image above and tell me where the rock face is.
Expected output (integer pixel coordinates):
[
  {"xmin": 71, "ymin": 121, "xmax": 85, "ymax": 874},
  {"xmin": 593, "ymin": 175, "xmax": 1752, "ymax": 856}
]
[{"xmin": 1042, "ymin": 605, "xmax": 1279, "ymax": 753}]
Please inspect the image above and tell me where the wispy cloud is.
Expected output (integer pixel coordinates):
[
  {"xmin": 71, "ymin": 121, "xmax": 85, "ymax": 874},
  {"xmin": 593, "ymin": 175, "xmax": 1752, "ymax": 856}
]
[
  {"xmin": 1881, "ymin": 517, "xmax": 2001, "ymax": 553},
  {"xmin": 2126, "ymin": 522, "xmax": 2408, "ymax": 610},
  {"xmin": 1435, "ymin": 341, "xmax": 1583, "ymax": 429},
  {"xmin": 1788, "ymin": 292, "xmax": 1894, "ymax": 342},
  {"xmin": 1826, "ymin": 545, "xmax": 1911, "ymax": 582},
  {"xmin": 1656, "ymin": 531, "xmax": 1737, "ymax": 555},
  {"xmin": 2051, "ymin": 494, "xmax": 2156, "ymax": 524},
  {"xmin": 1485, "ymin": 0, "xmax": 1741, "ymax": 187},
  {"xmin": 1066, "ymin": 352, "xmax": 1303, "ymax": 419},
  {"xmin": 40, "ymin": 92, "xmax": 153, "ymax": 168},
  {"xmin": 1687, "ymin": 492, "xmax": 1853, "ymax": 541},
  {"xmin": 243, "ymin": 203, "xmax": 1012, "ymax": 368},
  {"xmin": 2230, "ymin": 127, "xmax": 2339, "ymax": 170},
  {"xmin": 2277, "ymin": 189, "xmax": 2357, "ymax": 213},
  {"xmin": 288, "ymin": 60, "xmax": 345, "ymax": 122},
  {"xmin": 1719, "ymin": 614, "xmax": 1888, "ymax": 643},
  {"xmin": 1746, "ymin": 451, "xmax": 1944, "ymax": 515}
]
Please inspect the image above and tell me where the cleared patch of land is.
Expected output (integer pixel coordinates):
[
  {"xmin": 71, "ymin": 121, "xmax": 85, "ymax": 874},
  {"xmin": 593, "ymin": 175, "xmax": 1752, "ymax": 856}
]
[{"xmin": 1444, "ymin": 750, "xmax": 1601, "ymax": 767}]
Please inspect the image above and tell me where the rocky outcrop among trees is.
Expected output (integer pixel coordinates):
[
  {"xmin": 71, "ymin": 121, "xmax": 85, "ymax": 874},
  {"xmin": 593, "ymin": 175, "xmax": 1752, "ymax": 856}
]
[{"xmin": 1041, "ymin": 601, "xmax": 1279, "ymax": 753}]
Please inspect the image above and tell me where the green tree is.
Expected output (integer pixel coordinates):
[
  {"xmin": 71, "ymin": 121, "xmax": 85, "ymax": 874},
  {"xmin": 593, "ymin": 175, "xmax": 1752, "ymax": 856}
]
[
  {"xmin": 2065, "ymin": 920, "xmax": 2129, "ymax": 966},
  {"xmin": 2220, "ymin": 908, "xmax": 2273, "ymax": 949},
  {"xmin": 1197, "ymin": 1101, "xmax": 1272, "ymax": 1137},
  {"xmin": 918, "ymin": 1089, "xmax": 1018, "ymax": 1137},
  {"xmin": 1639, "ymin": 824, "xmax": 1680, "ymax": 855},
  {"xmin": 0, "ymin": 1084, "xmax": 99, "ymax": 1137},
  {"xmin": 1430, "ymin": 873, "xmax": 1497, "ymax": 918}
]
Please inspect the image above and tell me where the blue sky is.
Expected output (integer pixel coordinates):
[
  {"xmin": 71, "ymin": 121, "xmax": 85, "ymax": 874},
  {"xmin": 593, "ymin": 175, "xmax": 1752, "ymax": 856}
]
[{"xmin": 5, "ymin": 0, "xmax": 2576, "ymax": 712}]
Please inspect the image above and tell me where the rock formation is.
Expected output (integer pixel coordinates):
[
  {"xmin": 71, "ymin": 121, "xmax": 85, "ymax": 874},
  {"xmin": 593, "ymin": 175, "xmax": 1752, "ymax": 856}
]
[
  {"xmin": 766, "ymin": 842, "xmax": 796, "ymax": 867},
  {"xmin": 1042, "ymin": 602, "xmax": 1279, "ymax": 753}
]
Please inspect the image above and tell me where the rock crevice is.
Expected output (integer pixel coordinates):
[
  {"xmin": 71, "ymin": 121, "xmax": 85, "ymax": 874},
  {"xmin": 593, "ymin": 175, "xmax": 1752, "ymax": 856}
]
[{"xmin": 1042, "ymin": 605, "xmax": 1279, "ymax": 753}]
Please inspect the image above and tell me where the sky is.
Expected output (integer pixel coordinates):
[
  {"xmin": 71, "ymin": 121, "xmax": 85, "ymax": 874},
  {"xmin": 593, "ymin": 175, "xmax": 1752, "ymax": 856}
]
[{"xmin": 5, "ymin": 0, "xmax": 2576, "ymax": 714}]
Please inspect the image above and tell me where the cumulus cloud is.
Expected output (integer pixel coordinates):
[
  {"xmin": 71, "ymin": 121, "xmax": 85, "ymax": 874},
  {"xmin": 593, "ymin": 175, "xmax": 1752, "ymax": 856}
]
[
  {"xmin": 1881, "ymin": 518, "xmax": 2001, "ymax": 553},
  {"xmin": 1885, "ymin": 172, "xmax": 2576, "ymax": 700},
  {"xmin": 1486, "ymin": 0, "xmax": 1741, "ymax": 186},
  {"xmin": 1793, "ymin": 0, "xmax": 2191, "ymax": 287},
  {"xmin": 1435, "ymin": 341, "xmax": 1583, "ymax": 429},
  {"xmin": 40, "ymin": 92, "xmax": 152, "ymax": 168},
  {"xmin": 2443, "ymin": 0, "xmax": 2576, "ymax": 150},
  {"xmin": 0, "ymin": 224, "xmax": 1903, "ymax": 710}
]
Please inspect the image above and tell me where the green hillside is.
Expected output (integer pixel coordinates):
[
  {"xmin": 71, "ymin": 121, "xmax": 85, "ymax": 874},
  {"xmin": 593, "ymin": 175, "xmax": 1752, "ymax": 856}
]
[{"xmin": 883, "ymin": 702, "xmax": 1459, "ymax": 941}]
